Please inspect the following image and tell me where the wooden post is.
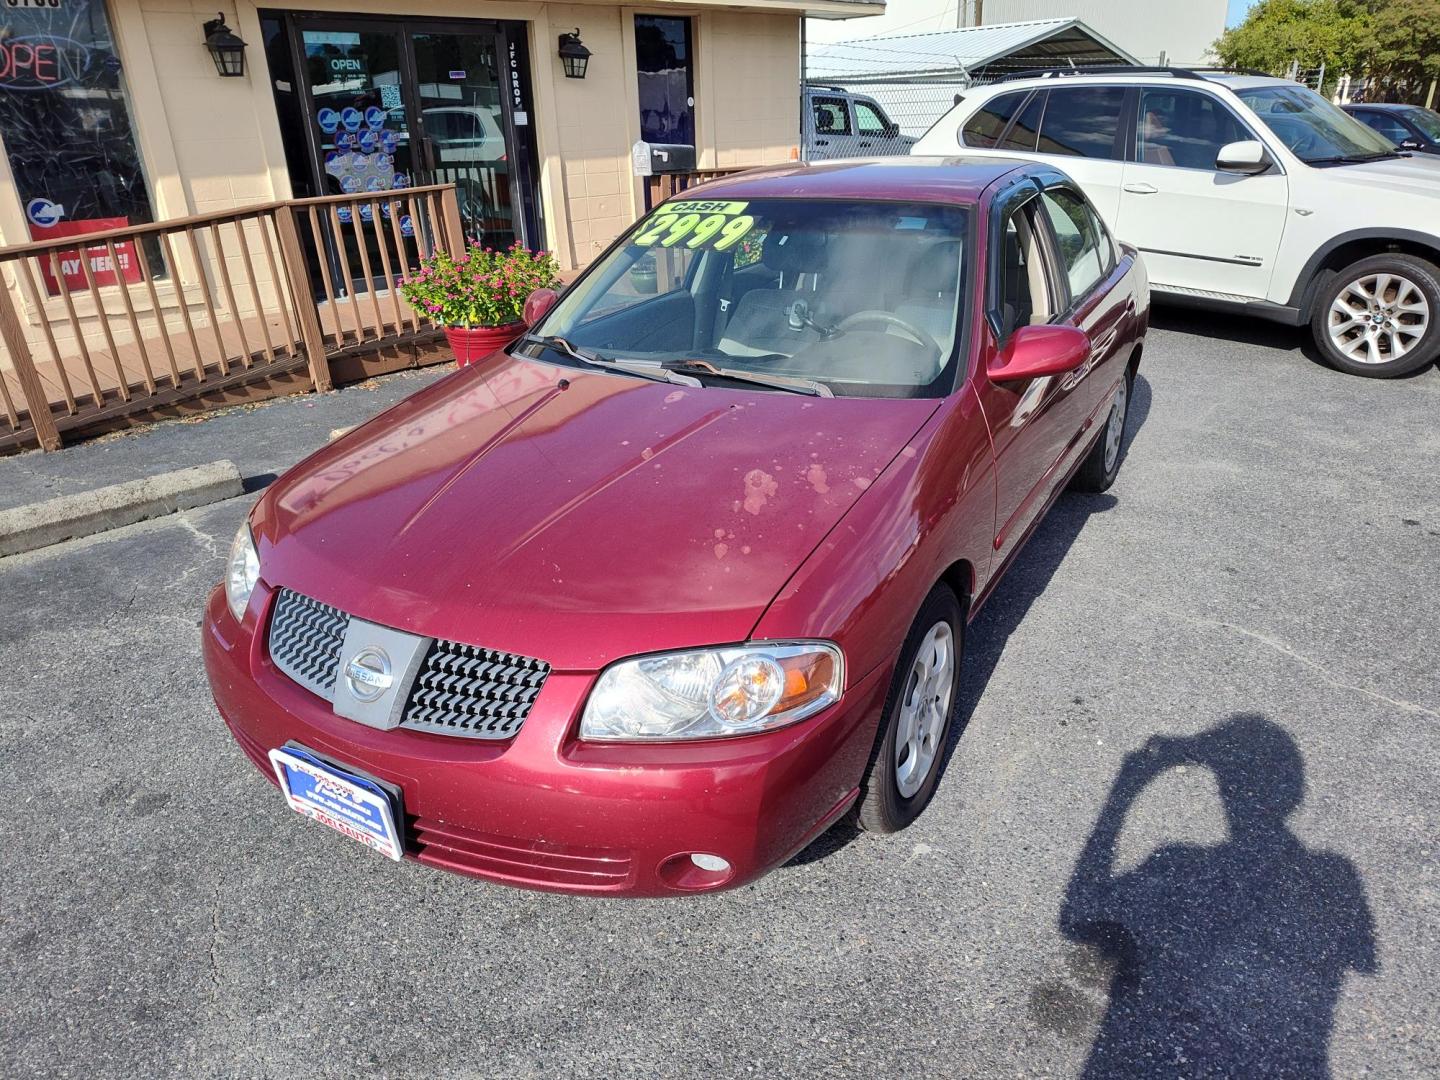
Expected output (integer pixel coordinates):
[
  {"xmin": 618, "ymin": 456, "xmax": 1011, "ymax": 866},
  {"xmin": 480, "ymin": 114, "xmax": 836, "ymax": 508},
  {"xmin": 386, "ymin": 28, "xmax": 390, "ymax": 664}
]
[
  {"xmin": 0, "ymin": 274, "xmax": 61, "ymax": 450},
  {"xmin": 439, "ymin": 185, "xmax": 466, "ymax": 255},
  {"xmin": 273, "ymin": 205, "xmax": 332, "ymax": 393}
]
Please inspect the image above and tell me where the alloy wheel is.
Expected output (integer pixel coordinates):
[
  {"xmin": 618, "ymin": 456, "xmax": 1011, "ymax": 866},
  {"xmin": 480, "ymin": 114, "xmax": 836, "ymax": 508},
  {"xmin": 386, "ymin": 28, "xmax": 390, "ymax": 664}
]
[
  {"xmin": 895, "ymin": 621, "xmax": 956, "ymax": 799},
  {"xmin": 1327, "ymin": 272, "xmax": 1431, "ymax": 366},
  {"xmin": 1103, "ymin": 378, "xmax": 1129, "ymax": 474}
]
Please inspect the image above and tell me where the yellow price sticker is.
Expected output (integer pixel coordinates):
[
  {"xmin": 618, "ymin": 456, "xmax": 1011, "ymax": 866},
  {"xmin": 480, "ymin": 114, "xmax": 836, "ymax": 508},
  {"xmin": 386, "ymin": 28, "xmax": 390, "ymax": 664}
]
[
  {"xmin": 633, "ymin": 211, "xmax": 756, "ymax": 251},
  {"xmin": 665, "ymin": 200, "xmax": 749, "ymax": 215}
]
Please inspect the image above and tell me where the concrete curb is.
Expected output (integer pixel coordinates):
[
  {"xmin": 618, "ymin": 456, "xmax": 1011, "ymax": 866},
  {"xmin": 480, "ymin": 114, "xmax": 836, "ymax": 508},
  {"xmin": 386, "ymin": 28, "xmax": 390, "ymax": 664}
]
[{"xmin": 0, "ymin": 460, "xmax": 244, "ymax": 558}]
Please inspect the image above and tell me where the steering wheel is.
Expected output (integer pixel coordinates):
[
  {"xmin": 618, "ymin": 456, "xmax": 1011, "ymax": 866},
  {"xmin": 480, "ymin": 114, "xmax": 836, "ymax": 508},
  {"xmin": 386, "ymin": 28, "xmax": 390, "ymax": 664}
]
[{"xmin": 835, "ymin": 310, "xmax": 942, "ymax": 356}]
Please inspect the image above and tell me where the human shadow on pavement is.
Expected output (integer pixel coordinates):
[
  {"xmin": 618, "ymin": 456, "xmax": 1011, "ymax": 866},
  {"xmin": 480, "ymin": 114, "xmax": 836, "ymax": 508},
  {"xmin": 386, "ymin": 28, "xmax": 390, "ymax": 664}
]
[
  {"xmin": 1049, "ymin": 714, "xmax": 1378, "ymax": 1078},
  {"xmin": 788, "ymin": 373, "xmax": 1151, "ymax": 867}
]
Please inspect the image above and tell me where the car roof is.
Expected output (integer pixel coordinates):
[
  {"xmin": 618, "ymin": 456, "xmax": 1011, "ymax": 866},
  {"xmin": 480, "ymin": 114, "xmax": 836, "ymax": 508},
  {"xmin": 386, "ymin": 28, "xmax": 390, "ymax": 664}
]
[
  {"xmin": 972, "ymin": 71, "xmax": 1294, "ymax": 94},
  {"xmin": 678, "ymin": 157, "xmax": 1035, "ymax": 205}
]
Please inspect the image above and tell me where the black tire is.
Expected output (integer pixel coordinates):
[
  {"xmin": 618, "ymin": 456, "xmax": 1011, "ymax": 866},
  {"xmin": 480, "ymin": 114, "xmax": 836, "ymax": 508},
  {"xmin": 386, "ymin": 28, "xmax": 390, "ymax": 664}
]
[
  {"xmin": 1310, "ymin": 254, "xmax": 1440, "ymax": 378},
  {"xmin": 855, "ymin": 583, "xmax": 964, "ymax": 834},
  {"xmin": 1070, "ymin": 369, "xmax": 1133, "ymax": 494}
]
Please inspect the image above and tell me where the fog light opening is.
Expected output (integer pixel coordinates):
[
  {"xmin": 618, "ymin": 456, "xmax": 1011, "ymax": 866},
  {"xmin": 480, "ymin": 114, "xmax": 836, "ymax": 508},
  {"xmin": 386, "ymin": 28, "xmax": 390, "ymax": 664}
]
[{"xmin": 658, "ymin": 851, "xmax": 735, "ymax": 890}]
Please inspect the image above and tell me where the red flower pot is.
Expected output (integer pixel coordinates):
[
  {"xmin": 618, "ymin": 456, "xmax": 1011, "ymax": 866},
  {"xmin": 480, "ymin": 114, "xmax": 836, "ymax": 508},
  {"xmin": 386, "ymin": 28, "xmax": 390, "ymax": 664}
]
[{"xmin": 444, "ymin": 322, "xmax": 526, "ymax": 367}]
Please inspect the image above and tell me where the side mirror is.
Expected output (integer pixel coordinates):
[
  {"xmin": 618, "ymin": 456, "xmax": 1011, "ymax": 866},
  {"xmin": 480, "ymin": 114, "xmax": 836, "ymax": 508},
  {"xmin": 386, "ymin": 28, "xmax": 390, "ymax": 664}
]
[
  {"xmin": 523, "ymin": 287, "xmax": 559, "ymax": 326},
  {"xmin": 883, "ymin": 122, "xmax": 900, "ymax": 139},
  {"xmin": 1216, "ymin": 139, "xmax": 1270, "ymax": 174},
  {"xmin": 988, "ymin": 325, "xmax": 1091, "ymax": 383},
  {"xmin": 1399, "ymin": 139, "xmax": 1422, "ymax": 151}
]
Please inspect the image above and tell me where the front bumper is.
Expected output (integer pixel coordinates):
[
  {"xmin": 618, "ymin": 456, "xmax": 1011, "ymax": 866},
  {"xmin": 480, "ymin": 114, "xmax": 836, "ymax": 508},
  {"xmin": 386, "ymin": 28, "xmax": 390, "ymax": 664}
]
[{"xmin": 201, "ymin": 583, "xmax": 892, "ymax": 896}]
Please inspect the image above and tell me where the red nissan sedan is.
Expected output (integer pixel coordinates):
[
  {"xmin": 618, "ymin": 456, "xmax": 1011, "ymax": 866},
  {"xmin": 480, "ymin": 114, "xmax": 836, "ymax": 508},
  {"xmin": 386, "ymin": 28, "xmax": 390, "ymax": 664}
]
[{"xmin": 203, "ymin": 158, "xmax": 1148, "ymax": 896}]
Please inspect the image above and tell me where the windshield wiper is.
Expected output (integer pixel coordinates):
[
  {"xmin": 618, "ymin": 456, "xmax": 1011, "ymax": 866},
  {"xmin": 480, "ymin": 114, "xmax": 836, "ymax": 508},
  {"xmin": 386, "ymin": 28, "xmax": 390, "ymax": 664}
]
[
  {"xmin": 1304, "ymin": 150, "xmax": 1405, "ymax": 165},
  {"xmin": 521, "ymin": 334, "xmax": 700, "ymax": 387},
  {"xmin": 666, "ymin": 358, "xmax": 834, "ymax": 397}
]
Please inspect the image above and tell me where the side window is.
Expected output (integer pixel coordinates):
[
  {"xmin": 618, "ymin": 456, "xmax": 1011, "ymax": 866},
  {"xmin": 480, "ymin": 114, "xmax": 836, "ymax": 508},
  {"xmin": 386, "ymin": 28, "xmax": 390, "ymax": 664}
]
[
  {"xmin": 962, "ymin": 92, "xmax": 1026, "ymax": 148},
  {"xmin": 1039, "ymin": 189, "xmax": 1108, "ymax": 301},
  {"xmin": 1354, "ymin": 111, "xmax": 1411, "ymax": 144},
  {"xmin": 1138, "ymin": 89, "xmax": 1252, "ymax": 170},
  {"xmin": 995, "ymin": 203, "xmax": 1053, "ymax": 341},
  {"xmin": 854, "ymin": 101, "xmax": 888, "ymax": 135},
  {"xmin": 1037, "ymin": 87, "xmax": 1127, "ymax": 158},
  {"xmin": 812, "ymin": 98, "xmax": 852, "ymax": 136},
  {"xmin": 999, "ymin": 91, "xmax": 1046, "ymax": 152}
]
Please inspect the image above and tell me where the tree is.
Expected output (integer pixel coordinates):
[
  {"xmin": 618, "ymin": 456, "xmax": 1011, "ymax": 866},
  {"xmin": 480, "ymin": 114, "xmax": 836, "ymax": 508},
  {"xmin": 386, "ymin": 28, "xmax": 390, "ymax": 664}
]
[
  {"xmin": 1367, "ymin": 0, "xmax": 1440, "ymax": 104},
  {"xmin": 1214, "ymin": 0, "xmax": 1374, "ymax": 81}
]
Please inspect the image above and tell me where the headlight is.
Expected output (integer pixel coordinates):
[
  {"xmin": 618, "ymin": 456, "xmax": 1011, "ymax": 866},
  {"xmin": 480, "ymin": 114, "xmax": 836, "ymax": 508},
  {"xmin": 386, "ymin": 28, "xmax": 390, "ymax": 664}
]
[
  {"xmin": 580, "ymin": 642, "xmax": 844, "ymax": 741},
  {"xmin": 225, "ymin": 522, "xmax": 260, "ymax": 622}
]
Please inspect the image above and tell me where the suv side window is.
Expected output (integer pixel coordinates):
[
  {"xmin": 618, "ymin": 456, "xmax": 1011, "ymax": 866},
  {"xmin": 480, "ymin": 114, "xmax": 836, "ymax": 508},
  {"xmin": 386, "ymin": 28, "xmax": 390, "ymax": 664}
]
[
  {"xmin": 1037, "ymin": 87, "xmax": 1127, "ymax": 158},
  {"xmin": 854, "ymin": 101, "xmax": 887, "ymax": 135},
  {"xmin": 1039, "ymin": 189, "xmax": 1109, "ymax": 301},
  {"xmin": 999, "ymin": 91, "xmax": 1046, "ymax": 152},
  {"xmin": 1138, "ymin": 88, "xmax": 1252, "ymax": 170},
  {"xmin": 812, "ymin": 97, "xmax": 851, "ymax": 136},
  {"xmin": 962, "ymin": 91, "xmax": 1026, "ymax": 148}
]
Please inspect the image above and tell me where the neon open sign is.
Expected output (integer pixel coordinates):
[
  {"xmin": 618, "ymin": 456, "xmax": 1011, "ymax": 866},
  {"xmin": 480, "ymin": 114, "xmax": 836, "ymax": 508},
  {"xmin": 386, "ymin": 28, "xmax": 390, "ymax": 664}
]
[{"xmin": 0, "ymin": 35, "xmax": 91, "ymax": 90}]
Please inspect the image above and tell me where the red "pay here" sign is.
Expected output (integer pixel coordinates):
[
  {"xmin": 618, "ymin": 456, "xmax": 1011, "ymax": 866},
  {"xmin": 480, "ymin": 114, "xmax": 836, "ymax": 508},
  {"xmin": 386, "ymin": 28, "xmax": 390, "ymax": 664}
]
[{"xmin": 30, "ymin": 218, "xmax": 144, "ymax": 296}]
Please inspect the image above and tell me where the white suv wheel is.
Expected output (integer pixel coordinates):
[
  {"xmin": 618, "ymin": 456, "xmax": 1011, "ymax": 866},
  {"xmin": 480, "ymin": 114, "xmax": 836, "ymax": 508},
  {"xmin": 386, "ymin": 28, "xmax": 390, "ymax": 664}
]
[{"xmin": 1327, "ymin": 272, "xmax": 1431, "ymax": 366}]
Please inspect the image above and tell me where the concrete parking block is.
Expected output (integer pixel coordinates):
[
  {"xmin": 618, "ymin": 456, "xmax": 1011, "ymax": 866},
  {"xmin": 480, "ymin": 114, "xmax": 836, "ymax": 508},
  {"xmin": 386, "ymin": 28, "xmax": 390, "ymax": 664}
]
[{"xmin": 0, "ymin": 460, "xmax": 242, "ymax": 557}]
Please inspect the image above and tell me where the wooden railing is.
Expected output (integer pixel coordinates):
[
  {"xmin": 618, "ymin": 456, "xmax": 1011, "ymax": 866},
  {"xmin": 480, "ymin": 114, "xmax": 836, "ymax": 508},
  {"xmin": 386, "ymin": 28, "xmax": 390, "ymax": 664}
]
[
  {"xmin": 643, "ymin": 166, "xmax": 766, "ymax": 211},
  {"xmin": 0, "ymin": 183, "xmax": 464, "ymax": 452}
]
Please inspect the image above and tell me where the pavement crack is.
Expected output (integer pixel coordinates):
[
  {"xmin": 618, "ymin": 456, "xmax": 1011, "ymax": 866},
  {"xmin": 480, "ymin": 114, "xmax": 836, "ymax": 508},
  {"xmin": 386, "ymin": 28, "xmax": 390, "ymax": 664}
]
[
  {"xmin": 1087, "ymin": 584, "xmax": 1440, "ymax": 721},
  {"xmin": 176, "ymin": 512, "xmax": 224, "ymax": 560}
]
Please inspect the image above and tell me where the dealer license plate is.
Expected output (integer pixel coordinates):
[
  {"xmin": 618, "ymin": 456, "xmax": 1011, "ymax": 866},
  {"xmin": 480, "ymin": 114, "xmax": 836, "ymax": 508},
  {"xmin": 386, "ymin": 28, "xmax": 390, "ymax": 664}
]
[{"xmin": 268, "ymin": 746, "xmax": 404, "ymax": 861}]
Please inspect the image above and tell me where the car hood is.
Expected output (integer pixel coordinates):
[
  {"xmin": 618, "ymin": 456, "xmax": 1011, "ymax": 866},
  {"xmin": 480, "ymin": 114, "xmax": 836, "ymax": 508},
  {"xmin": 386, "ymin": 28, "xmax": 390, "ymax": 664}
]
[
  {"xmin": 1312, "ymin": 153, "xmax": 1440, "ymax": 197},
  {"xmin": 253, "ymin": 355, "xmax": 939, "ymax": 671}
]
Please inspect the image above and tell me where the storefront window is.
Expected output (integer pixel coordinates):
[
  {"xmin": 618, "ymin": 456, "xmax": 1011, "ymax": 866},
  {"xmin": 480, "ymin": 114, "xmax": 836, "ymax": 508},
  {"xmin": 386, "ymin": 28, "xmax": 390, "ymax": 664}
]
[{"xmin": 0, "ymin": 0, "xmax": 156, "ymax": 292}]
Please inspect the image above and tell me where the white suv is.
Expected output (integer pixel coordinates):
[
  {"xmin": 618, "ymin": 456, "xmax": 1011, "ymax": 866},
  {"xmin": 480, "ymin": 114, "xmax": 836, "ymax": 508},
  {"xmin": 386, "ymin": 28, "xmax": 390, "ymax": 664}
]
[{"xmin": 913, "ymin": 68, "xmax": 1440, "ymax": 378}]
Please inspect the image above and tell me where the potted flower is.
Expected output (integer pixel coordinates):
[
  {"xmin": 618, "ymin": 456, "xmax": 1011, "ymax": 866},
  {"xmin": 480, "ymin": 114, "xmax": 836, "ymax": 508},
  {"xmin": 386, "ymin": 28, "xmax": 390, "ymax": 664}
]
[
  {"xmin": 399, "ymin": 243, "xmax": 560, "ymax": 366},
  {"xmin": 628, "ymin": 252, "xmax": 658, "ymax": 294}
]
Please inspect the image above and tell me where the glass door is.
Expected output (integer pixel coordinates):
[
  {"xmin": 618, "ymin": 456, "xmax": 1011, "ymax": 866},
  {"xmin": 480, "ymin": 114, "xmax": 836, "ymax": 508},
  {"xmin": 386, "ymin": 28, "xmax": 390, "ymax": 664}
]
[
  {"xmin": 410, "ymin": 30, "xmax": 516, "ymax": 249},
  {"xmin": 302, "ymin": 27, "xmax": 418, "ymax": 201}
]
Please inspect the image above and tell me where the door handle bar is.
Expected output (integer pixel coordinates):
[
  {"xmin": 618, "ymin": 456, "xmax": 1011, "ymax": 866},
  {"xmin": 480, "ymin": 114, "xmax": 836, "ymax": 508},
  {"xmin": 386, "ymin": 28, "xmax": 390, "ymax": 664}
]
[{"xmin": 1123, "ymin": 182, "xmax": 1159, "ymax": 195}]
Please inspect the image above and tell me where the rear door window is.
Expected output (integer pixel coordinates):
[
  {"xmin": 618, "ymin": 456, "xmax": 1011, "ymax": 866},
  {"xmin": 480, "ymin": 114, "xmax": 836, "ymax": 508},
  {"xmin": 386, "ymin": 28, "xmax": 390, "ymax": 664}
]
[
  {"xmin": 812, "ymin": 97, "xmax": 852, "ymax": 136},
  {"xmin": 962, "ymin": 91, "xmax": 1027, "ymax": 148},
  {"xmin": 1037, "ymin": 87, "xmax": 1127, "ymax": 159}
]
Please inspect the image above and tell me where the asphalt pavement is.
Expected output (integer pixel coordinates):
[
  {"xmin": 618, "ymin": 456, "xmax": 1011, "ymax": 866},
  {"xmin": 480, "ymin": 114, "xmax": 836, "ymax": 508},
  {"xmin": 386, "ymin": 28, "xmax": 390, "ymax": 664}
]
[{"xmin": 2, "ymin": 310, "xmax": 1437, "ymax": 1078}]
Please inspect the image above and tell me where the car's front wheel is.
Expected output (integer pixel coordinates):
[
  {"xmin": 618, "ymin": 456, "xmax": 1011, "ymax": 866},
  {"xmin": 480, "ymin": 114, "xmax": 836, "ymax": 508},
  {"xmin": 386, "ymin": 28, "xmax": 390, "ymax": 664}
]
[
  {"xmin": 1311, "ymin": 254, "xmax": 1440, "ymax": 378},
  {"xmin": 855, "ymin": 583, "xmax": 963, "ymax": 833}
]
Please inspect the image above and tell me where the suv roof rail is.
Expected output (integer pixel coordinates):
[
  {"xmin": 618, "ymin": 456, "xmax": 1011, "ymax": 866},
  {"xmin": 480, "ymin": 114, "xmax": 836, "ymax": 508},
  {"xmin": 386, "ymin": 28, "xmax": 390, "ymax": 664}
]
[
  {"xmin": 804, "ymin": 84, "xmax": 852, "ymax": 94},
  {"xmin": 989, "ymin": 65, "xmax": 1209, "ymax": 84},
  {"xmin": 1186, "ymin": 65, "xmax": 1274, "ymax": 77}
]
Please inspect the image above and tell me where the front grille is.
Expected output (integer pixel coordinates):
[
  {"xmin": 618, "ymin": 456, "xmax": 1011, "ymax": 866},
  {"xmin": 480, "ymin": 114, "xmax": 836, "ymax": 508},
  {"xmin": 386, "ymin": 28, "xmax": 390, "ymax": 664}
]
[
  {"xmin": 401, "ymin": 640, "xmax": 551, "ymax": 740},
  {"xmin": 269, "ymin": 589, "xmax": 349, "ymax": 698},
  {"xmin": 266, "ymin": 588, "xmax": 549, "ymax": 741}
]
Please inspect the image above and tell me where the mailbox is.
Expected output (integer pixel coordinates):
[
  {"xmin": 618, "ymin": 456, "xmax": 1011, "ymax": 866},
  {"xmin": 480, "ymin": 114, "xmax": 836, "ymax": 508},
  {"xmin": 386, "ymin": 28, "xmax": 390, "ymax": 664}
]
[{"xmin": 631, "ymin": 141, "xmax": 697, "ymax": 176}]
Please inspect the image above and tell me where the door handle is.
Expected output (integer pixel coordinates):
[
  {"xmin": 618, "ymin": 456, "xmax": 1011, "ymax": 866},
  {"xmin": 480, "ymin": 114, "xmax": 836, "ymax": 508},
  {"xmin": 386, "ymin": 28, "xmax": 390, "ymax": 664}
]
[
  {"xmin": 815, "ymin": 139, "xmax": 829, "ymax": 146},
  {"xmin": 1123, "ymin": 182, "xmax": 1159, "ymax": 195},
  {"xmin": 858, "ymin": 141, "xmax": 873, "ymax": 148}
]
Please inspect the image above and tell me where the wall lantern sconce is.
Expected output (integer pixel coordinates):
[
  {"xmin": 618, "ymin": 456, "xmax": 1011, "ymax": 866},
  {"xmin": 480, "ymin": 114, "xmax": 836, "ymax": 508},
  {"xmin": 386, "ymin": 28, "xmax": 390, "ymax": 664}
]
[
  {"xmin": 557, "ymin": 30, "xmax": 591, "ymax": 79},
  {"xmin": 203, "ymin": 13, "xmax": 248, "ymax": 78}
]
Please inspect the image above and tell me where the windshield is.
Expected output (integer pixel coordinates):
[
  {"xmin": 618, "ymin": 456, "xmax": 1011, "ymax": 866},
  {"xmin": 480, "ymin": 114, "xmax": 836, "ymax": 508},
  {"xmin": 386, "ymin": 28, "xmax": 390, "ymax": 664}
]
[
  {"xmin": 1406, "ymin": 107, "xmax": 1440, "ymax": 142},
  {"xmin": 1237, "ymin": 85, "xmax": 1398, "ymax": 163},
  {"xmin": 528, "ymin": 198, "xmax": 970, "ymax": 398}
]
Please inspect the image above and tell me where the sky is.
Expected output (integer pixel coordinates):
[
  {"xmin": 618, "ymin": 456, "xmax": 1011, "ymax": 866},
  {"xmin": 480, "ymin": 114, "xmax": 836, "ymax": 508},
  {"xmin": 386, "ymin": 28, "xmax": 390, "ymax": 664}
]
[{"xmin": 1228, "ymin": 0, "xmax": 1256, "ymax": 26}]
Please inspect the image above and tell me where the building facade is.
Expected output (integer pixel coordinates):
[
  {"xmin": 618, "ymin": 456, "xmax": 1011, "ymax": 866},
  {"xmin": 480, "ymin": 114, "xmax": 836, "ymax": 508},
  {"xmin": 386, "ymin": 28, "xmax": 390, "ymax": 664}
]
[{"xmin": 0, "ymin": 0, "xmax": 877, "ymax": 275}]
